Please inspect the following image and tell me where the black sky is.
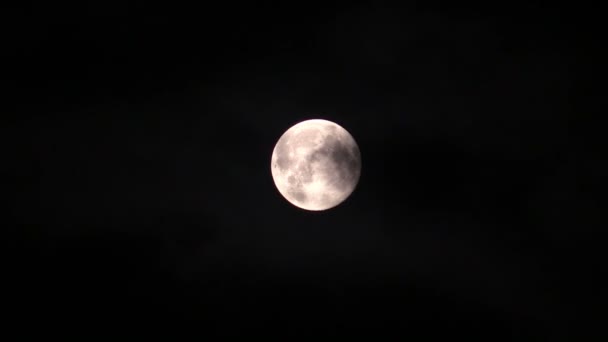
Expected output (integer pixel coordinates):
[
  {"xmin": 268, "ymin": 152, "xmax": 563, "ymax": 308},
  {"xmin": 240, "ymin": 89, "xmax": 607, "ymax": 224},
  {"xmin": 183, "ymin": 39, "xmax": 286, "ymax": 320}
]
[{"xmin": 3, "ymin": 1, "xmax": 604, "ymax": 339}]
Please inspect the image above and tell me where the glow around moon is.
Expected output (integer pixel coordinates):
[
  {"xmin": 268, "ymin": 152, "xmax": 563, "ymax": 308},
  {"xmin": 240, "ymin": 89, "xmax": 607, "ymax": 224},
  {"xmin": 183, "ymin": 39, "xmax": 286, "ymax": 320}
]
[{"xmin": 271, "ymin": 119, "xmax": 361, "ymax": 211}]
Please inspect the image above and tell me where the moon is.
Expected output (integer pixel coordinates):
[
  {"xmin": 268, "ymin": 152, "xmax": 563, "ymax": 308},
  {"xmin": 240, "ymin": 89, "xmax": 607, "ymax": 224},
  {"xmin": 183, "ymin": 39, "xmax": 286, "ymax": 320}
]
[{"xmin": 271, "ymin": 119, "xmax": 361, "ymax": 211}]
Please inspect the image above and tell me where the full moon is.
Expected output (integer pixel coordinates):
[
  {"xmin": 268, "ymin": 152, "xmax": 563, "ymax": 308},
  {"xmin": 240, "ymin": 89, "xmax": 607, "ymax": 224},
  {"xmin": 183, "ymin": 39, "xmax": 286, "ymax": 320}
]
[{"xmin": 271, "ymin": 119, "xmax": 361, "ymax": 211}]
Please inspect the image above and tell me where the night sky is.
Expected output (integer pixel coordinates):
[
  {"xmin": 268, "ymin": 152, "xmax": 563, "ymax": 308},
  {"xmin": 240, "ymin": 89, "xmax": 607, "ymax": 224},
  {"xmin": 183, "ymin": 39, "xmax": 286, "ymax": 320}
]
[{"xmin": 4, "ymin": 2, "xmax": 603, "ymax": 339}]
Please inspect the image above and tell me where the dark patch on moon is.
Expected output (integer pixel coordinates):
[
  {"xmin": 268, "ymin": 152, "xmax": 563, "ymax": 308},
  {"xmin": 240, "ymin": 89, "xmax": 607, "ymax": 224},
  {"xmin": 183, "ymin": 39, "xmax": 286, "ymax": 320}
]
[
  {"xmin": 289, "ymin": 190, "xmax": 307, "ymax": 203},
  {"xmin": 297, "ymin": 163, "xmax": 314, "ymax": 183},
  {"xmin": 307, "ymin": 133, "xmax": 360, "ymax": 192},
  {"xmin": 327, "ymin": 125, "xmax": 338, "ymax": 135},
  {"xmin": 328, "ymin": 139, "xmax": 361, "ymax": 192},
  {"xmin": 309, "ymin": 135, "xmax": 336, "ymax": 162}
]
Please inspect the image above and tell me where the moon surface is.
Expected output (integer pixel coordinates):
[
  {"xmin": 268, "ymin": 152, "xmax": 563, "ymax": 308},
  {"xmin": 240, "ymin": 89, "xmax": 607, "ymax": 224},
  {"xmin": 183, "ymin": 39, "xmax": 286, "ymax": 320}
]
[{"xmin": 271, "ymin": 119, "xmax": 361, "ymax": 211}]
